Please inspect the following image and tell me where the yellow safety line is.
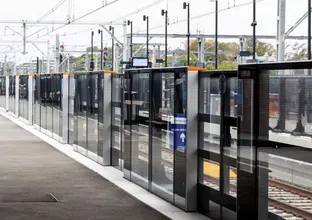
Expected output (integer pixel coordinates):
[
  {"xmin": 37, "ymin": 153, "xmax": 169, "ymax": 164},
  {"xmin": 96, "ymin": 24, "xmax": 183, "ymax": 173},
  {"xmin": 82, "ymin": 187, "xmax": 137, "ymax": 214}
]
[
  {"xmin": 63, "ymin": 72, "xmax": 72, "ymax": 76},
  {"xmin": 103, "ymin": 70, "xmax": 117, "ymax": 74},
  {"xmin": 187, "ymin": 66, "xmax": 205, "ymax": 71}
]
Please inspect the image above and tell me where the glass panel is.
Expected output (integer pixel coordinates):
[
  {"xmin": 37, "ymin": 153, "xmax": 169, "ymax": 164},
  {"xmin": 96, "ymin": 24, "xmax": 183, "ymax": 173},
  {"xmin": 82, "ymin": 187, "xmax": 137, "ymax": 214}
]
[
  {"xmin": 151, "ymin": 72, "xmax": 174, "ymax": 202},
  {"xmin": 131, "ymin": 72, "xmax": 149, "ymax": 188},
  {"xmin": 200, "ymin": 77, "xmax": 221, "ymax": 115},
  {"xmin": 52, "ymin": 74, "xmax": 62, "ymax": 138},
  {"xmin": 0, "ymin": 77, "xmax": 6, "ymax": 108},
  {"xmin": 34, "ymin": 75, "xmax": 41, "ymax": 127},
  {"xmin": 201, "ymin": 122, "xmax": 220, "ymax": 154},
  {"xmin": 269, "ymin": 77, "xmax": 280, "ymax": 129},
  {"xmin": 111, "ymin": 76, "xmax": 122, "ymax": 168},
  {"xmin": 223, "ymin": 166, "xmax": 237, "ymax": 198},
  {"xmin": 257, "ymin": 69, "xmax": 312, "ymax": 220},
  {"xmin": 123, "ymin": 78, "xmax": 131, "ymax": 175},
  {"xmin": 226, "ymin": 77, "xmax": 238, "ymax": 118},
  {"xmin": 200, "ymin": 158, "xmax": 220, "ymax": 191},
  {"xmin": 40, "ymin": 75, "xmax": 47, "ymax": 131},
  {"xmin": 68, "ymin": 75, "xmax": 75, "ymax": 144},
  {"xmin": 9, "ymin": 76, "xmax": 15, "ymax": 113},
  {"xmin": 77, "ymin": 74, "xmax": 88, "ymax": 151},
  {"xmin": 87, "ymin": 73, "xmax": 98, "ymax": 155},
  {"xmin": 46, "ymin": 75, "xmax": 53, "ymax": 135},
  {"xmin": 305, "ymin": 78, "xmax": 312, "ymax": 136},
  {"xmin": 97, "ymin": 73, "xmax": 104, "ymax": 158},
  {"xmin": 112, "ymin": 107, "xmax": 121, "ymax": 126}
]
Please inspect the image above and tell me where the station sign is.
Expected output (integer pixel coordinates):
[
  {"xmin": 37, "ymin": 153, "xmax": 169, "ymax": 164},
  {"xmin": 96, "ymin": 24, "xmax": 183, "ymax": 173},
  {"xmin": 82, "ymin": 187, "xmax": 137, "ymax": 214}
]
[{"xmin": 168, "ymin": 113, "xmax": 186, "ymax": 152}]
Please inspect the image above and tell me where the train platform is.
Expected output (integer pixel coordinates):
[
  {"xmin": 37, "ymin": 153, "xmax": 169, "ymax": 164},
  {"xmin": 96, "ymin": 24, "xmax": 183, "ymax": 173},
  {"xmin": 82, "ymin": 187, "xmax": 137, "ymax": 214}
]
[{"xmin": 0, "ymin": 113, "xmax": 208, "ymax": 220}]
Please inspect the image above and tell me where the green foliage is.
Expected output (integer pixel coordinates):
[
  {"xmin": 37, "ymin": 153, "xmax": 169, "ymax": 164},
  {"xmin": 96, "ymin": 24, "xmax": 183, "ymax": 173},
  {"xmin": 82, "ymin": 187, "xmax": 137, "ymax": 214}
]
[
  {"xmin": 285, "ymin": 43, "xmax": 307, "ymax": 61},
  {"xmin": 205, "ymin": 61, "xmax": 237, "ymax": 70},
  {"xmin": 217, "ymin": 61, "xmax": 237, "ymax": 70},
  {"xmin": 245, "ymin": 39, "xmax": 276, "ymax": 56}
]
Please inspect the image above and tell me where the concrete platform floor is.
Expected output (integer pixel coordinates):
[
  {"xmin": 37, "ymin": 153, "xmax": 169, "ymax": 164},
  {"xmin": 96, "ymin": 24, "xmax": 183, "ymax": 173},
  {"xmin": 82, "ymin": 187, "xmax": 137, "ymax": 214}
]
[{"xmin": 0, "ymin": 114, "xmax": 170, "ymax": 220}]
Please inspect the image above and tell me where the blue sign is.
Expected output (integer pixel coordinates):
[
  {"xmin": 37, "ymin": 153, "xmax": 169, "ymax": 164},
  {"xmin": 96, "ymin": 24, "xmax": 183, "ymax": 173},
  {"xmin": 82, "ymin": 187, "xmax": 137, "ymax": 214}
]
[{"xmin": 168, "ymin": 113, "xmax": 186, "ymax": 151}]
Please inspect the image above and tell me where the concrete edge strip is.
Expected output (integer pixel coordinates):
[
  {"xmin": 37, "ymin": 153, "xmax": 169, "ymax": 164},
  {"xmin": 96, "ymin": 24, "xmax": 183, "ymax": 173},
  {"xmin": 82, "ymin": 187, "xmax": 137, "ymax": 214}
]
[{"xmin": 0, "ymin": 110, "xmax": 208, "ymax": 220}]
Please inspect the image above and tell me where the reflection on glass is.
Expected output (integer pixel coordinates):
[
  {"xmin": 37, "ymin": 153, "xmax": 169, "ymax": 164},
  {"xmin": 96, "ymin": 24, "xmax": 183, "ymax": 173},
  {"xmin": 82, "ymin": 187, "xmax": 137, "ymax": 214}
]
[
  {"xmin": 151, "ymin": 72, "xmax": 174, "ymax": 201},
  {"xmin": 40, "ymin": 75, "xmax": 47, "ymax": 130},
  {"xmin": 87, "ymin": 74, "xmax": 98, "ymax": 154},
  {"xmin": 34, "ymin": 76, "xmax": 41, "ymax": 127},
  {"xmin": 9, "ymin": 76, "xmax": 15, "ymax": 113},
  {"xmin": 223, "ymin": 166, "xmax": 237, "ymax": 198},
  {"xmin": 52, "ymin": 75, "xmax": 62, "ymax": 138},
  {"xmin": 68, "ymin": 75, "xmax": 75, "ymax": 144},
  {"xmin": 77, "ymin": 74, "xmax": 87, "ymax": 150},
  {"xmin": 200, "ymin": 77, "xmax": 220, "ymax": 115},
  {"xmin": 19, "ymin": 76, "xmax": 29, "ymax": 120},
  {"xmin": 202, "ymin": 122, "xmax": 220, "ymax": 154},
  {"xmin": 258, "ymin": 149, "xmax": 312, "ymax": 220},
  {"xmin": 200, "ymin": 158, "xmax": 220, "ymax": 191},
  {"xmin": 46, "ymin": 75, "xmax": 53, "ymax": 135},
  {"xmin": 131, "ymin": 72, "xmax": 149, "ymax": 187},
  {"xmin": 223, "ymin": 126, "xmax": 237, "ymax": 158},
  {"xmin": 112, "ymin": 107, "xmax": 121, "ymax": 126},
  {"xmin": 226, "ymin": 78, "xmax": 238, "ymax": 118},
  {"xmin": 0, "ymin": 77, "xmax": 6, "ymax": 108}
]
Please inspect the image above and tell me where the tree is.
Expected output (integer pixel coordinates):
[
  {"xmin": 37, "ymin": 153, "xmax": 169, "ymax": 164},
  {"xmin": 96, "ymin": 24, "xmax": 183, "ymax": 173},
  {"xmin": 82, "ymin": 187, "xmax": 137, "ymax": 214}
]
[
  {"xmin": 217, "ymin": 61, "xmax": 237, "ymax": 70},
  {"xmin": 285, "ymin": 43, "xmax": 307, "ymax": 61},
  {"xmin": 245, "ymin": 39, "xmax": 276, "ymax": 56}
]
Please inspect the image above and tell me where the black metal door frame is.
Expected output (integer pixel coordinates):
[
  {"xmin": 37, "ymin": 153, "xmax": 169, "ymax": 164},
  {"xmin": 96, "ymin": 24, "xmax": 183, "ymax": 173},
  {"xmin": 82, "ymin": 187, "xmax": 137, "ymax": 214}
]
[{"xmin": 198, "ymin": 70, "xmax": 237, "ymax": 220}]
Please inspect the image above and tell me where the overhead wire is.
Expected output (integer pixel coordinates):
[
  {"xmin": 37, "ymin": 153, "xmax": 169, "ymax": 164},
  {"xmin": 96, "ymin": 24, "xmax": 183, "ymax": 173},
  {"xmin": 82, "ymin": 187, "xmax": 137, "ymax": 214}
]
[
  {"xmin": 28, "ymin": 0, "xmax": 67, "ymax": 30},
  {"xmin": 137, "ymin": 0, "xmax": 269, "ymax": 33},
  {"xmin": 109, "ymin": 0, "xmax": 165, "ymax": 23},
  {"xmin": 28, "ymin": 0, "xmax": 122, "ymax": 43}
]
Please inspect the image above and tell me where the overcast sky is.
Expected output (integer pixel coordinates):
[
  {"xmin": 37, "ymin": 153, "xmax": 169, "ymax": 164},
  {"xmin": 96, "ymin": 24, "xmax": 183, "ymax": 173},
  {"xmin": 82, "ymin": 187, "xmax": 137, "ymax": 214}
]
[{"xmin": 0, "ymin": 0, "xmax": 309, "ymax": 63}]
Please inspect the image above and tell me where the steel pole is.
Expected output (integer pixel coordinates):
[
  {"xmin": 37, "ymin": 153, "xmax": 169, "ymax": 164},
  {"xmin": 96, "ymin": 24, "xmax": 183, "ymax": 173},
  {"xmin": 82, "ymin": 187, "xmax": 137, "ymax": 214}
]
[
  {"xmin": 252, "ymin": 0, "xmax": 257, "ymax": 60},
  {"xmin": 90, "ymin": 31, "xmax": 94, "ymax": 71},
  {"xmin": 215, "ymin": 0, "xmax": 218, "ymax": 69},
  {"xmin": 112, "ymin": 27, "xmax": 115, "ymax": 71},
  {"xmin": 147, "ymin": 17, "xmax": 149, "ymax": 64},
  {"xmin": 130, "ymin": 21, "xmax": 133, "ymax": 58},
  {"xmin": 187, "ymin": 4, "xmax": 190, "ymax": 66},
  {"xmin": 165, "ymin": 11, "xmax": 168, "ymax": 67},
  {"xmin": 308, "ymin": 0, "xmax": 311, "ymax": 61},
  {"xmin": 100, "ymin": 30, "xmax": 103, "ymax": 70}
]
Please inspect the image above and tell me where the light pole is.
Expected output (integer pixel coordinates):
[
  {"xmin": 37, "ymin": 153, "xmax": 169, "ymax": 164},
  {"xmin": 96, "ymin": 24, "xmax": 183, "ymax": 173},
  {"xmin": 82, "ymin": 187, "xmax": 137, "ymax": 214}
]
[
  {"xmin": 109, "ymin": 26, "xmax": 115, "ymax": 71},
  {"xmin": 98, "ymin": 29, "xmax": 103, "ymax": 70},
  {"xmin": 308, "ymin": 0, "xmax": 311, "ymax": 61},
  {"xmin": 90, "ymin": 31, "xmax": 94, "ymax": 71},
  {"xmin": 127, "ymin": 20, "xmax": 133, "ymax": 59},
  {"xmin": 209, "ymin": 0, "xmax": 218, "ymax": 69},
  {"xmin": 251, "ymin": 0, "xmax": 257, "ymax": 60},
  {"xmin": 183, "ymin": 2, "xmax": 190, "ymax": 66},
  {"xmin": 143, "ymin": 15, "xmax": 149, "ymax": 64},
  {"xmin": 161, "ymin": 9, "xmax": 168, "ymax": 67}
]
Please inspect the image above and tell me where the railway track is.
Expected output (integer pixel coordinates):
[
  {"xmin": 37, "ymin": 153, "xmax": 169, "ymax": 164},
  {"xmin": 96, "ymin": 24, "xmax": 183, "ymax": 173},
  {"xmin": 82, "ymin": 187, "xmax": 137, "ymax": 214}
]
[{"xmin": 137, "ymin": 145, "xmax": 312, "ymax": 220}]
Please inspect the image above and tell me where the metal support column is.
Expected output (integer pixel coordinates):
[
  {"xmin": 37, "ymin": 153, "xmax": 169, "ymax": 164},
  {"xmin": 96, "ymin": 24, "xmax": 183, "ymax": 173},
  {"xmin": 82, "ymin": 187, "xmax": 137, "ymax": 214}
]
[
  {"xmin": 23, "ymin": 22, "xmax": 26, "ymax": 55},
  {"xmin": 28, "ymin": 74, "xmax": 33, "ymax": 125},
  {"xmin": 252, "ymin": 0, "xmax": 257, "ymax": 60},
  {"xmin": 55, "ymin": 35, "xmax": 60, "ymax": 73},
  {"xmin": 198, "ymin": 37, "xmax": 205, "ymax": 64},
  {"xmin": 47, "ymin": 40, "xmax": 50, "ymax": 73},
  {"xmin": 123, "ymin": 20, "xmax": 129, "ymax": 69},
  {"xmin": 308, "ymin": 0, "xmax": 311, "ymax": 77},
  {"xmin": 215, "ymin": 0, "xmax": 218, "ymax": 69},
  {"xmin": 277, "ymin": 0, "xmax": 286, "ymax": 61}
]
